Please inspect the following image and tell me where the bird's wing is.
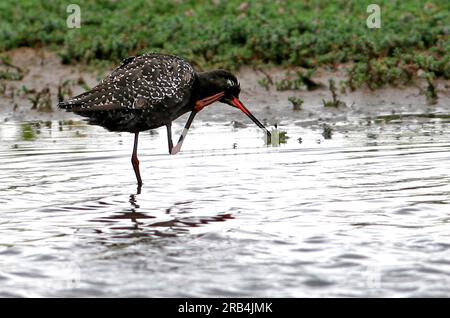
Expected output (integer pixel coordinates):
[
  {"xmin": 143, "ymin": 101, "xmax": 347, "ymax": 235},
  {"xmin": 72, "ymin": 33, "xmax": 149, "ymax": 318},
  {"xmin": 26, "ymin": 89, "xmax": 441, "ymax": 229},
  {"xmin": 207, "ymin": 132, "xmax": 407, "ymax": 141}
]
[{"xmin": 58, "ymin": 54, "xmax": 195, "ymax": 112}]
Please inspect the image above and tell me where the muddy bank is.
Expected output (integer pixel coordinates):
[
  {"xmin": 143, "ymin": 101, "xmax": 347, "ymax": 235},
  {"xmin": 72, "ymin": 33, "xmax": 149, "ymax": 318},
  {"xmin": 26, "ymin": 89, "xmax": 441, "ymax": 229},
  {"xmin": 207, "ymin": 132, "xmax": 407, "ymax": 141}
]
[
  {"xmin": 1, "ymin": 48, "xmax": 449, "ymax": 127},
  {"xmin": 0, "ymin": 48, "xmax": 99, "ymax": 122}
]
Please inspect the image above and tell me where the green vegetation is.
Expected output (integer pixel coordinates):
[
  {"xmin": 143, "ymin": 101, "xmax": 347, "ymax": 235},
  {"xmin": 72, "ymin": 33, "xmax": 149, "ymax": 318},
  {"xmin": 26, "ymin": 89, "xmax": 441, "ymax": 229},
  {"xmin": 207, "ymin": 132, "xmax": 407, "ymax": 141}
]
[
  {"xmin": 21, "ymin": 86, "xmax": 53, "ymax": 112},
  {"xmin": 0, "ymin": 56, "xmax": 25, "ymax": 80},
  {"xmin": 266, "ymin": 126, "xmax": 289, "ymax": 145},
  {"xmin": 288, "ymin": 96, "xmax": 304, "ymax": 111},
  {"xmin": 20, "ymin": 123, "xmax": 37, "ymax": 141},
  {"xmin": 0, "ymin": 0, "xmax": 448, "ymax": 89},
  {"xmin": 257, "ymin": 77, "xmax": 271, "ymax": 90},
  {"xmin": 423, "ymin": 72, "xmax": 438, "ymax": 105},
  {"xmin": 278, "ymin": 130, "xmax": 289, "ymax": 144},
  {"xmin": 372, "ymin": 113, "xmax": 450, "ymax": 125},
  {"xmin": 57, "ymin": 80, "xmax": 73, "ymax": 102},
  {"xmin": 322, "ymin": 79, "xmax": 346, "ymax": 107},
  {"xmin": 265, "ymin": 69, "xmax": 322, "ymax": 92},
  {"xmin": 259, "ymin": 69, "xmax": 321, "ymax": 91},
  {"xmin": 30, "ymin": 87, "xmax": 52, "ymax": 112}
]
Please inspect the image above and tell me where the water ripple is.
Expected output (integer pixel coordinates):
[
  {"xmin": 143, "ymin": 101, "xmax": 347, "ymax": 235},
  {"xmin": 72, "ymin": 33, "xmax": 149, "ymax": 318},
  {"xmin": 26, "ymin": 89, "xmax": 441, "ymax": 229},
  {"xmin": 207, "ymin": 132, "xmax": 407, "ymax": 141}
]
[{"xmin": 0, "ymin": 117, "xmax": 449, "ymax": 296}]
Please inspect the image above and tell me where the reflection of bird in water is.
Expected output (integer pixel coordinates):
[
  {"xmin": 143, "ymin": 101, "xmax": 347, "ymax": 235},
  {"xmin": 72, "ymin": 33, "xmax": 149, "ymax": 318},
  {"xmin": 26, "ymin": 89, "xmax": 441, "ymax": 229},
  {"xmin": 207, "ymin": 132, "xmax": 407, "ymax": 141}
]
[
  {"xmin": 97, "ymin": 195, "xmax": 234, "ymax": 238},
  {"xmin": 129, "ymin": 194, "xmax": 140, "ymax": 211},
  {"xmin": 59, "ymin": 53, "xmax": 271, "ymax": 192}
]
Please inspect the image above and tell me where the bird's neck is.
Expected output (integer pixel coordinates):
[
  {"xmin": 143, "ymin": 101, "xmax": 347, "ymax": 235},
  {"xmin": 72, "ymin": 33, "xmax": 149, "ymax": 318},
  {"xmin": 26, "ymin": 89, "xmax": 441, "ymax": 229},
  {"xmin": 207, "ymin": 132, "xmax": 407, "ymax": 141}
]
[{"xmin": 194, "ymin": 71, "xmax": 219, "ymax": 101}]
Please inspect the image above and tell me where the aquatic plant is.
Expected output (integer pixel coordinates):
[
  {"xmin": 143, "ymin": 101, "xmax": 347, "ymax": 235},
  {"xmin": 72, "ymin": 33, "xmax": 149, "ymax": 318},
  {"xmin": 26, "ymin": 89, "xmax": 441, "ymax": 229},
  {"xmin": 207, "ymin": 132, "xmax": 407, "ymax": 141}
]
[
  {"xmin": 256, "ymin": 68, "xmax": 273, "ymax": 90},
  {"xmin": 322, "ymin": 79, "xmax": 346, "ymax": 107},
  {"xmin": 278, "ymin": 130, "xmax": 289, "ymax": 144},
  {"xmin": 257, "ymin": 77, "xmax": 271, "ymax": 91},
  {"xmin": 20, "ymin": 123, "xmax": 36, "ymax": 141},
  {"xmin": 57, "ymin": 80, "xmax": 73, "ymax": 102},
  {"xmin": 28, "ymin": 87, "xmax": 52, "ymax": 112},
  {"xmin": 266, "ymin": 125, "xmax": 289, "ymax": 146},
  {"xmin": 288, "ymin": 96, "xmax": 304, "ymax": 111},
  {"xmin": 423, "ymin": 72, "xmax": 438, "ymax": 105},
  {"xmin": 296, "ymin": 70, "xmax": 322, "ymax": 91}
]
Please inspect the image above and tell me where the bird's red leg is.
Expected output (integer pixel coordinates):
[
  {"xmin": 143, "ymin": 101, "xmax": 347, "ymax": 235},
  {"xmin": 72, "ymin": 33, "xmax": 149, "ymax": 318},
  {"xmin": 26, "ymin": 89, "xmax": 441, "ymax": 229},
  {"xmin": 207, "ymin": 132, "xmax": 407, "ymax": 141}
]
[
  {"xmin": 131, "ymin": 132, "xmax": 143, "ymax": 191},
  {"xmin": 166, "ymin": 123, "xmax": 174, "ymax": 154},
  {"xmin": 171, "ymin": 110, "xmax": 197, "ymax": 155}
]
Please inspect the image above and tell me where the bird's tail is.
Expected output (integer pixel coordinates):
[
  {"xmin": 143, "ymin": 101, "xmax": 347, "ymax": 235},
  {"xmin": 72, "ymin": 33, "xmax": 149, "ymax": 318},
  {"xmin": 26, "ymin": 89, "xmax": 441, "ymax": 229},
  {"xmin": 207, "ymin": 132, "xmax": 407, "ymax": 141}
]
[
  {"xmin": 57, "ymin": 89, "xmax": 96, "ymax": 112},
  {"xmin": 58, "ymin": 100, "xmax": 81, "ymax": 110},
  {"xmin": 58, "ymin": 88, "xmax": 124, "ymax": 112}
]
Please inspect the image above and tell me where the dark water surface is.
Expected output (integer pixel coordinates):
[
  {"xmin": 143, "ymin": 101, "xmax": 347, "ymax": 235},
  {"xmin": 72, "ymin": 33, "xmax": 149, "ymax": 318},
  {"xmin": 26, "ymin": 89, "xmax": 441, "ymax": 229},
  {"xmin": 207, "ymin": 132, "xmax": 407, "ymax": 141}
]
[{"xmin": 0, "ymin": 114, "xmax": 449, "ymax": 297}]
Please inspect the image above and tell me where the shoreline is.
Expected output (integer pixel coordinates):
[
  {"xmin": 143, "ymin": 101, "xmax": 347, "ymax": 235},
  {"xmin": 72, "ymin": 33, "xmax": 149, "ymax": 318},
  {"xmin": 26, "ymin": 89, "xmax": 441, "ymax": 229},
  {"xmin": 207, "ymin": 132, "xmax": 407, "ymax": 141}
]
[{"xmin": 1, "ymin": 48, "xmax": 449, "ymax": 127}]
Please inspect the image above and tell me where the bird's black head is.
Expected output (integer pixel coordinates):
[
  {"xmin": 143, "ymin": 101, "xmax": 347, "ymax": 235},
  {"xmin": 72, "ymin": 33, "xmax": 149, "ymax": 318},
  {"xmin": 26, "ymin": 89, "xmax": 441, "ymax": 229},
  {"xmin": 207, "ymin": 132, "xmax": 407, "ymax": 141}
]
[
  {"xmin": 196, "ymin": 69, "xmax": 271, "ymax": 139},
  {"xmin": 218, "ymin": 70, "xmax": 241, "ymax": 104},
  {"xmin": 197, "ymin": 69, "xmax": 241, "ymax": 104}
]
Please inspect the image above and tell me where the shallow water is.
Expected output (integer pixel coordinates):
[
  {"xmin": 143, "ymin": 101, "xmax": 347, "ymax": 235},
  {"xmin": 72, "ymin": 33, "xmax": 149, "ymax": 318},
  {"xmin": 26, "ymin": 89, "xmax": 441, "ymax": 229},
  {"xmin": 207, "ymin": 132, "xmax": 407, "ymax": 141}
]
[{"xmin": 0, "ymin": 114, "xmax": 450, "ymax": 297}]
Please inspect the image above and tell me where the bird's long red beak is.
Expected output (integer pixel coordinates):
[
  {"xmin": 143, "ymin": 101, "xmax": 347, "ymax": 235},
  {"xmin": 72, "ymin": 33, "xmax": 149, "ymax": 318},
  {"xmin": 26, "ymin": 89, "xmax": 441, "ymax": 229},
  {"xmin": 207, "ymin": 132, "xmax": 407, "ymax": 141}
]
[{"xmin": 231, "ymin": 97, "xmax": 271, "ymax": 139}]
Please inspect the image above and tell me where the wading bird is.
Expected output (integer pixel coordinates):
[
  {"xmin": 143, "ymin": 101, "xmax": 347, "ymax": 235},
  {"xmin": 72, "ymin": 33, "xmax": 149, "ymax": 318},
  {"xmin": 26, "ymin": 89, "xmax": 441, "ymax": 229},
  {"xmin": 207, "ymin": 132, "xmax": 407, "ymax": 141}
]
[{"xmin": 59, "ymin": 53, "xmax": 270, "ymax": 191}]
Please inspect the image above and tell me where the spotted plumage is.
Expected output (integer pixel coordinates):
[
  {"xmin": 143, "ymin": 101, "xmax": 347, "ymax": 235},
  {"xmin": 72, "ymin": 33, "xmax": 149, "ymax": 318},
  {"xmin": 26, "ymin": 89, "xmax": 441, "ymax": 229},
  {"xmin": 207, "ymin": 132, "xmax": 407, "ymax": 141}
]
[
  {"xmin": 58, "ymin": 53, "xmax": 269, "ymax": 189},
  {"xmin": 59, "ymin": 53, "xmax": 195, "ymax": 132}
]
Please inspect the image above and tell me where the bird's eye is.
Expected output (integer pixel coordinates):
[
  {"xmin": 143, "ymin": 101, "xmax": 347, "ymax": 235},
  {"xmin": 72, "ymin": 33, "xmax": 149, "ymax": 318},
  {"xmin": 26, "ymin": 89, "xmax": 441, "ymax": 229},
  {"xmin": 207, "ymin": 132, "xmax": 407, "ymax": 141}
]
[{"xmin": 227, "ymin": 79, "xmax": 234, "ymax": 87}]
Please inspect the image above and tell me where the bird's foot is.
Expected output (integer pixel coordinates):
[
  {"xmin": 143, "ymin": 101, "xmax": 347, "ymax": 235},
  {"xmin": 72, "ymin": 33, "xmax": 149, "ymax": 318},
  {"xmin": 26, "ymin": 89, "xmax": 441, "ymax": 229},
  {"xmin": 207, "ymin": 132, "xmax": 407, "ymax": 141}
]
[
  {"xmin": 136, "ymin": 183, "xmax": 142, "ymax": 195},
  {"xmin": 170, "ymin": 144, "xmax": 181, "ymax": 155}
]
